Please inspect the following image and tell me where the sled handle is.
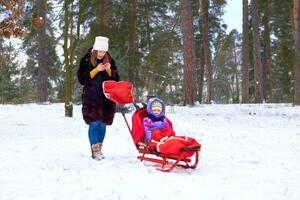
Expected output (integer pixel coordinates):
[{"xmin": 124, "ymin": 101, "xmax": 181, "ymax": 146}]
[
  {"xmin": 133, "ymin": 102, "xmax": 147, "ymax": 109},
  {"xmin": 121, "ymin": 112, "xmax": 132, "ymax": 134}
]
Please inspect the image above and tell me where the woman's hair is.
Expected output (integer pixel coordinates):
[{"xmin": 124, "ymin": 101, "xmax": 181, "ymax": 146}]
[{"xmin": 90, "ymin": 50, "xmax": 111, "ymax": 67}]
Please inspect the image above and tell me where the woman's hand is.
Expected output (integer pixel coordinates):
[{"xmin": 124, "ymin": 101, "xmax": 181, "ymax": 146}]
[
  {"xmin": 104, "ymin": 62, "xmax": 111, "ymax": 70},
  {"xmin": 96, "ymin": 63, "xmax": 106, "ymax": 72}
]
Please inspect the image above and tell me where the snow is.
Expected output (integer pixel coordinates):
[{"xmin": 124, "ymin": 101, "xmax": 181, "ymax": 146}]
[{"xmin": 0, "ymin": 103, "xmax": 300, "ymax": 200}]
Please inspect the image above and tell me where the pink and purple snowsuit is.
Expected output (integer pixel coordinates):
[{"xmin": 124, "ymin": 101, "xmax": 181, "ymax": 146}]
[{"xmin": 143, "ymin": 98, "xmax": 199, "ymax": 156}]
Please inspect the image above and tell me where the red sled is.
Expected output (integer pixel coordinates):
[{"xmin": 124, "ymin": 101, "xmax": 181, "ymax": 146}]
[{"xmin": 121, "ymin": 106, "xmax": 201, "ymax": 172}]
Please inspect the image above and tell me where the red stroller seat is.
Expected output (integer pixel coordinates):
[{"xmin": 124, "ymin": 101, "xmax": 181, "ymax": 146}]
[{"xmin": 121, "ymin": 107, "xmax": 201, "ymax": 172}]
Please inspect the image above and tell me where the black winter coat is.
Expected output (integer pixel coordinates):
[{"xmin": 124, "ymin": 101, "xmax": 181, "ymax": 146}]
[{"xmin": 77, "ymin": 49, "xmax": 120, "ymax": 125}]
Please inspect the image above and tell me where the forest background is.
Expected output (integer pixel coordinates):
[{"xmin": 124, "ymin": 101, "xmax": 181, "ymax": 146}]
[{"xmin": 1, "ymin": 0, "xmax": 300, "ymax": 117}]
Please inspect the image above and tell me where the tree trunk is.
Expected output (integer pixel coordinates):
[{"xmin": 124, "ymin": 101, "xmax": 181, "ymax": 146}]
[
  {"xmin": 233, "ymin": 42, "xmax": 240, "ymax": 103},
  {"xmin": 69, "ymin": 0, "xmax": 82, "ymax": 67},
  {"xmin": 37, "ymin": 0, "xmax": 48, "ymax": 103},
  {"xmin": 197, "ymin": 54, "xmax": 205, "ymax": 104},
  {"xmin": 197, "ymin": 62, "xmax": 205, "ymax": 103},
  {"xmin": 128, "ymin": 0, "xmax": 137, "ymax": 88},
  {"xmin": 144, "ymin": 0, "xmax": 155, "ymax": 96},
  {"xmin": 99, "ymin": 0, "xmax": 106, "ymax": 35},
  {"xmin": 252, "ymin": 0, "xmax": 264, "ymax": 103},
  {"xmin": 242, "ymin": 0, "xmax": 249, "ymax": 103},
  {"xmin": 181, "ymin": 0, "xmax": 197, "ymax": 105},
  {"xmin": 294, "ymin": 0, "xmax": 300, "ymax": 105},
  {"xmin": 63, "ymin": 0, "xmax": 73, "ymax": 117},
  {"xmin": 197, "ymin": 17, "xmax": 205, "ymax": 103},
  {"xmin": 199, "ymin": 0, "xmax": 214, "ymax": 103},
  {"xmin": 262, "ymin": 0, "xmax": 272, "ymax": 101},
  {"xmin": 145, "ymin": 0, "xmax": 151, "ymax": 51}
]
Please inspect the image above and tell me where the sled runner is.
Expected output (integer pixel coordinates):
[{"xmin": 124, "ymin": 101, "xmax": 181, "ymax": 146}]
[{"xmin": 120, "ymin": 104, "xmax": 201, "ymax": 172}]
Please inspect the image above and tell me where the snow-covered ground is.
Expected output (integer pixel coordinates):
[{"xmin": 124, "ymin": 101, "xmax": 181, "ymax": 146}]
[{"xmin": 0, "ymin": 103, "xmax": 300, "ymax": 200}]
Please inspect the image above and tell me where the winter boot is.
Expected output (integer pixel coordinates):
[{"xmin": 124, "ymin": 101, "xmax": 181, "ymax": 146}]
[
  {"xmin": 97, "ymin": 142, "xmax": 104, "ymax": 159},
  {"xmin": 91, "ymin": 143, "xmax": 104, "ymax": 161}
]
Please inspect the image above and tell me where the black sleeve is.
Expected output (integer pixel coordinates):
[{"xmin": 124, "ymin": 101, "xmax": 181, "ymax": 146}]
[
  {"xmin": 109, "ymin": 58, "xmax": 120, "ymax": 82},
  {"xmin": 77, "ymin": 56, "xmax": 92, "ymax": 85}
]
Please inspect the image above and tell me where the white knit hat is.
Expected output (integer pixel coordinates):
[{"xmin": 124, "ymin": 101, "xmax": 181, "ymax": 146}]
[{"xmin": 93, "ymin": 36, "xmax": 109, "ymax": 51}]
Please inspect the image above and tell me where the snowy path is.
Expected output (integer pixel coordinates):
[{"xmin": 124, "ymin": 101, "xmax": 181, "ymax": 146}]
[{"xmin": 0, "ymin": 103, "xmax": 300, "ymax": 200}]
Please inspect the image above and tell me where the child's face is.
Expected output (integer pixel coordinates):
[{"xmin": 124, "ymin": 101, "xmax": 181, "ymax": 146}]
[{"xmin": 152, "ymin": 108, "xmax": 162, "ymax": 116}]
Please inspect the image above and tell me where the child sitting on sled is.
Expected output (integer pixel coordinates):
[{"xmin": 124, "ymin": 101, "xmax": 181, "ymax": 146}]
[{"xmin": 143, "ymin": 97, "xmax": 200, "ymax": 156}]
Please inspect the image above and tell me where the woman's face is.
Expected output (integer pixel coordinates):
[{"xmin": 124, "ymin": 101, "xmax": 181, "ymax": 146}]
[{"xmin": 97, "ymin": 50, "xmax": 106, "ymax": 58}]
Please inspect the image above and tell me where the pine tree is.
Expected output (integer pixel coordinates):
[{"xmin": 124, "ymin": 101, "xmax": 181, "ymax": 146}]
[
  {"xmin": 270, "ymin": 0, "xmax": 294, "ymax": 102},
  {"xmin": 260, "ymin": 0, "xmax": 272, "ymax": 101},
  {"xmin": 181, "ymin": 0, "xmax": 197, "ymax": 105},
  {"xmin": 294, "ymin": 0, "xmax": 300, "ymax": 105},
  {"xmin": 36, "ymin": 0, "xmax": 47, "ymax": 103},
  {"xmin": 242, "ymin": 0, "xmax": 249, "ymax": 103},
  {"xmin": 252, "ymin": 0, "xmax": 264, "ymax": 103},
  {"xmin": 199, "ymin": 0, "xmax": 214, "ymax": 103},
  {"xmin": 214, "ymin": 30, "xmax": 241, "ymax": 103},
  {"xmin": 63, "ymin": 0, "xmax": 72, "ymax": 117},
  {"xmin": 21, "ymin": 0, "xmax": 62, "ymax": 102},
  {"xmin": 0, "ymin": 41, "xmax": 19, "ymax": 103}
]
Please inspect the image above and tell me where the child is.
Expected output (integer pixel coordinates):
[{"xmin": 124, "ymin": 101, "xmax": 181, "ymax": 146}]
[
  {"xmin": 143, "ymin": 98, "xmax": 175, "ymax": 144},
  {"xmin": 143, "ymin": 97, "xmax": 200, "ymax": 156}
]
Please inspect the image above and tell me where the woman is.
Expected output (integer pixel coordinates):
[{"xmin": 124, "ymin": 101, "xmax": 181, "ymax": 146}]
[{"xmin": 77, "ymin": 36, "xmax": 120, "ymax": 160}]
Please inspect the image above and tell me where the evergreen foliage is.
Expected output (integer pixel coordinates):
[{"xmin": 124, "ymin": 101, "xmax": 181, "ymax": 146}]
[
  {"xmin": 1, "ymin": 0, "xmax": 299, "ymax": 106},
  {"xmin": 20, "ymin": 0, "xmax": 62, "ymax": 102}
]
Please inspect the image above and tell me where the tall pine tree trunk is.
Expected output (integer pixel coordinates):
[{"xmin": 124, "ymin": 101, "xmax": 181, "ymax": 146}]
[
  {"xmin": 294, "ymin": 0, "xmax": 300, "ymax": 105},
  {"xmin": 181, "ymin": 0, "xmax": 197, "ymax": 105},
  {"xmin": 199, "ymin": 0, "xmax": 214, "ymax": 103},
  {"xmin": 197, "ymin": 57, "xmax": 205, "ymax": 103},
  {"xmin": 37, "ymin": 0, "xmax": 47, "ymax": 103},
  {"xmin": 252, "ymin": 0, "xmax": 264, "ymax": 103},
  {"xmin": 129, "ymin": 0, "xmax": 137, "ymax": 93},
  {"xmin": 262, "ymin": 0, "xmax": 272, "ymax": 101},
  {"xmin": 144, "ymin": 0, "xmax": 155, "ymax": 96},
  {"xmin": 63, "ymin": 0, "xmax": 73, "ymax": 117},
  {"xmin": 242, "ymin": 0, "xmax": 249, "ymax": 103},
  {"xmin": 69, "ymin": 0, "xmax": 82, "ymax": 68},
  {"xmin": 99, "ymin": 0, "xmax": 106, "ymax": 35},
  {"xmin": 197, "ymin": 49, "xmax": 205, "ymax": 104},
  {"xmin": 233, "ymin": 42, "xmax": 240, "ymax": 103},
  {"xmin": 197, "ymin": 16, "xmax": 205, "ymax": 103}
]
